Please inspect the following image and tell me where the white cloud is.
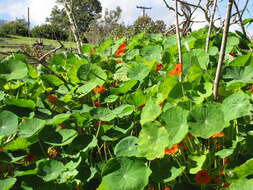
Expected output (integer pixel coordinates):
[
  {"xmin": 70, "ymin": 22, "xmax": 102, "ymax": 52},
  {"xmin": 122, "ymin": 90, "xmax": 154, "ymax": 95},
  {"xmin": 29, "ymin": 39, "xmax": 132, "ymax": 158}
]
[
  {"xmin": 27, "ymin": 0, "xmax": 57, "ymax": 25},
  {"xmin": 0, "ymin": 0, "xmax": 57, "ymax": 26}
]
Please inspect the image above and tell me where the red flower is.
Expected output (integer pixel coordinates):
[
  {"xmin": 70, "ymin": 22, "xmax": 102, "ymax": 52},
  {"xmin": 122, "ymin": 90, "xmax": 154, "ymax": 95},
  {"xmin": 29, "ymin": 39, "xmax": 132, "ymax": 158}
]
[
  {"xmin": 223, "ymin": 183, "xmax": 230, "ymax": 188},
  {"xmin": 94, "ymin": 101, "xmax": 102, "ymax": 107},
  {"xmin": 224, "ymin": 157, "xmax": 230, "ymax": 164},
  {"xmin": 60, "ymin": 123, "xmax": 67, "ymax": 129},
  {"xmin": 164, "ymin": 187, "xmax": 171, "ymax": 190},
  {"xmin": 0, "ymin": 147, "xmax": 3, "ymax": 152},
  {"xmin": 156, "ymin": 64, "xmax": 164, "ymax": 72},
  {"xmin": 213, "ymin": 176, "xmax": 219, "ymax": 184},
  {"xmin": 229, "ymin": 52, "xmax": 235, "ymax": 57},
  {"xmin": 48, "ymin": 94, "xmax": 58, "ymax": 105},
  {"xmin": 164, "ymin": 145, "xmax": 179, "ymax": 155},
  {"xmin": 115, "ymin": 43, "xmax": 126, "ymax": 57},
  {"xmin": 93, "ymin": 86, "xmax": 106, "ymax": 94},
  {"xmin": 211, "ymin": 132, "xmax": 224, "ymax": 138},
  {"xmin": 169, "ymin": 63, "xmax": 182, "ymax": 76},
  {"xmin": 24, "ymin": 154, "xmax": 37, "ymax": 163},
  {"xmin": 195, "ymin": 170, "xmax": 211, "ymax": 185}
]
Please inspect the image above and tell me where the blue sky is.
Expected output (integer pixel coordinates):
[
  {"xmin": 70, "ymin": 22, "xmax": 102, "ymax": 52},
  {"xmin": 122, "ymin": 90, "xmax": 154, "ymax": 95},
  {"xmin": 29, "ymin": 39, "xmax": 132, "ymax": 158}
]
[{"xmin": 0, "ymin": 0, "xmax": 252, "ymax": 35}]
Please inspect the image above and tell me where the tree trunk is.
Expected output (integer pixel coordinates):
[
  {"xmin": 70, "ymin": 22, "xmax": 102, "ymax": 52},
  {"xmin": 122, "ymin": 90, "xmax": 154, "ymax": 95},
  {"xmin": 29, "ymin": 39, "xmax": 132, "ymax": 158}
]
[{"xmin": 64, "ymin": 0, "xmax": 82, "ymax": 54}]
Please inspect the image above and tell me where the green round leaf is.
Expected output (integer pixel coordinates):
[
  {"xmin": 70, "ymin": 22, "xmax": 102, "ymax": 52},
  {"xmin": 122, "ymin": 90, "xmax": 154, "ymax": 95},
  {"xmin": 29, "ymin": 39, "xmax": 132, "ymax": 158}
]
[
  {"xmin": 127, "ymin": 63, "xmax": 150, "ymax": 81},
  {"xmin": 222, "ymin": 92, "xmax": 251, "ymax": 122},
  {"xmin": 5, "ymin": 98, "xmax": 36, "ymax": 109},
  {"xmin": 0, "ymin": 111, "xmax": 18, "ymax": 136},
  {"xmin": 140, "ymin": 45, "xmax": 163, "ymax": 61},
  {"xmin": 140, "ymin": 99, "xmax": 162, "ymax": 125},
  {"xmin": 114, "ymin": 136, "xmax": 138, "ymax": 157},
  {"xmin": 18, "ymin": 118, "xmax": 46, "ymax": 138},
  {"xmin": 97, "ymin": 158, "xmax": 151, "ymax": 190},
  {"xmin": 40, "ymin": 126, "xmax": 78, "ymax": 146},
  {"xmin": 189, "ymin": 104, "xmax": 226, "ymax": 139},
  {"xmin": 113, "ymin": 104, "xmax": 135, "ymax": 118},
  {"xmin": 0, "ymin": 57, "xmax": 28, "ymax": 81},
  {"xmin": 137, "ymin": 121, "xmax": 169, "ymax": 160},
  {"xmin": 77, "ymin": 64, "xmax": 107, "ymax": 85},
  {"xmin": 37, "ymin": 159, "xmax": 65, "ymax": 182},
  {"xmin": 0, "ymin": 178, "xmax": 17, "ymax": 190},
  {"xmin": 162, "ymin": 107, "xmax": 189, "ymax": 146},
  {"xmin": 91, "ymin": 108, "xmax": 116, "ymax": 121}
]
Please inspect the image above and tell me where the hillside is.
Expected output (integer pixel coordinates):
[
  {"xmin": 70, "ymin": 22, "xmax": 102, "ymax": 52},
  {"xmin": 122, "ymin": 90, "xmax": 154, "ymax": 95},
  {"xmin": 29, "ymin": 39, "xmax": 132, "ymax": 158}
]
[{"xmin": 0, "ymin": 35, "xmax": 76, "ymax": 54}]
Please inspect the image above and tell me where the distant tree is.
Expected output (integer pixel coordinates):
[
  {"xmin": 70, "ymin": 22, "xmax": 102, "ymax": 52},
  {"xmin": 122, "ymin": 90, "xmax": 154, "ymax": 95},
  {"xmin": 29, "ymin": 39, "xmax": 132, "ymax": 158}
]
[
  {"xmin": 47, "ymin": 0, "xmax": 102, "ymax": 33},
  {"xmin": 30, "ymin": 24, "xmax": 68, "ymax": 40},
  {"xmin": 132, "ymin": 16, "xmax": 167, "ymax": 34},
  {"xmin": 85, "ymin": 6, "xmax": 126, "ymax": 43},
  {"xmin": 0, "ymin": 19, "xmax": 28, "ymax": 36}
]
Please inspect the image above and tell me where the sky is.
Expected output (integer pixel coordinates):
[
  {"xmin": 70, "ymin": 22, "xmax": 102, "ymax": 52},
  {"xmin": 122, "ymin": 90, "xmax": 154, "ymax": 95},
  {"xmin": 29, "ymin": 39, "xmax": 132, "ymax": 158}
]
[{"xmin": 0, "ymin": 0, "xmax": 252, "ymax": 34}]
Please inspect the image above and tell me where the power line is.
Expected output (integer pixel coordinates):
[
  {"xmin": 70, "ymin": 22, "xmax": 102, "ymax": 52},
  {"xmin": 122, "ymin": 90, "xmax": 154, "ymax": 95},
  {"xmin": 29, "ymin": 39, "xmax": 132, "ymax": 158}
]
[{"xmin": 136, "ymin": 6, "xmax": 152, "ymax": 17}]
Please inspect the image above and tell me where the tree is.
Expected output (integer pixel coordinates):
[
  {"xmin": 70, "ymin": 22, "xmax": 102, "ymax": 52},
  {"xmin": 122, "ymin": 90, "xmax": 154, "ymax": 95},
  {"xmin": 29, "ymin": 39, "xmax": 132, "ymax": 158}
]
[
  {"xmin": 132, "ymin": 16, "xmax": 166, "ymax": 34},
  {"xmin": 47, "ymin": 0, "xmax": 102, "ymax": 33},
  {"xmin": 0, "ymin": 19, "xmax": 28, "ymax": 36}
]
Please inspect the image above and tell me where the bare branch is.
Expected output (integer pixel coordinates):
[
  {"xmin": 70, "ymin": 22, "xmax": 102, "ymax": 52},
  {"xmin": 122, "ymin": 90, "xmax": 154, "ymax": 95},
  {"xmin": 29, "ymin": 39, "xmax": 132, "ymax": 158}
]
[
  {"xmin": 205, "ymin": 0, "xmax": 218, "ymax": 52},
  {"xmin": 64, "ymin": 0, "xmax": 82, "ymax": 54},
  {"xmin": 175, "ymin": 0, "xmax": 183, "ymax": 82},
  {"xmin": 213, "ymin": 0, "xmax": 234, "ymax": 100},
  {"xmin": 233, "ymin": 1, "xmax": 248, "ymax": 39},
  {"xmin": 39, "ymin": 41, "xmax": 64, "ymax": 61}
]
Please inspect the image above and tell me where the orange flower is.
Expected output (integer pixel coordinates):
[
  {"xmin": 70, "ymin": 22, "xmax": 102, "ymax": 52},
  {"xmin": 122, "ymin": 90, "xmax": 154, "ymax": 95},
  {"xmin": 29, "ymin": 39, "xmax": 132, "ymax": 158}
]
[
  {"xmin": 149, "ymin": 185, "xmax": 155, "ymax": 190},
  {"xmin": 91, "ymin": 49, "xmax": 96, "ymax": 55},
  {"xmin": 93, "ymin": 86, "xmax": 106, "ymax": 94},
  {"xmin": 156, "ymin": 64, "xmax": 164, "ymax": 72},
  {"xmin": 48, "ymin": 148, "xmax": 58, "ymax": 157},
  {"xmin": 220, "ymin": 170, "xmax": 225, "ymax": 175},
  {"xmin": 164, "ymin": 187, "xmax": 171, "ymax": 190},
  {"xmin": 0, "ymin": 147, "xmax": 3, "ymax": 152},
  {"xmin": 224, "ymin": 157, "xmax": 230, "ymax": 164},
  {"xmin": 169, "ymin": 63, "xmax": 182, "ymax": 76},
  {"xmin": 211, "ymin": 132, "xmax": 224, "ymax": 138},
  {"xmin": 115, "ymin": 43, "xmax": 126, "ymax": 57},
  {"xmin": 24, "ymin": 154, "xmax": 37, "ymax": 163},
  {"xmin": 164, "ymin": 144, "xmax": 179, "ymax": 155},
  {"xmin": 48, "ymin": 94, "xmax": 58, "ymax": 105},
  {"xmin": 115, "ymin": 60, "xmax": 122, "ymax": 63},
  {"xmin": 195, "ymin": 170, "xmax": 211, "ymax": 185},
  {"xmin": 94, "ymin": 101, "xmax": 102, "ymax": 107}
]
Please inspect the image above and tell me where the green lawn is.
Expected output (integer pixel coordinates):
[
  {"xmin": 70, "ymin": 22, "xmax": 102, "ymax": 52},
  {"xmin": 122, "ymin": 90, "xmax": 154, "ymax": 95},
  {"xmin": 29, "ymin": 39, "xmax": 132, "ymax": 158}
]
[{"xmin": 0, "ymin": 35, "xmax": 76, "ymax": 53}]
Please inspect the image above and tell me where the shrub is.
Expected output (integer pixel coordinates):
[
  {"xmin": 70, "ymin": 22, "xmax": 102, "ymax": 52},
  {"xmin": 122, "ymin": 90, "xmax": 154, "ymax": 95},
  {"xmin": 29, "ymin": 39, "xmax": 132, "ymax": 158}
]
[
  {"xmin": 30, "ymin": 24, "xmax": 68, "ymax": 40},
  {"xmin": 0, "ymin": 19, "xmax": 28, "ymax": 36}
]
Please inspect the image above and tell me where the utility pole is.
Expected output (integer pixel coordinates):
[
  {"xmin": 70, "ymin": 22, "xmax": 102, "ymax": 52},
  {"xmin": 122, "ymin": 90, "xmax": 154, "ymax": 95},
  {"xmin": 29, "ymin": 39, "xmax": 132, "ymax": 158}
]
[
  {"xmin": 27, "ymin": 7, "xmax": 30, "ymax": 36},
  {"xmin": 136, "ymin": 6, "xmax": 152, "ymax": 17}
]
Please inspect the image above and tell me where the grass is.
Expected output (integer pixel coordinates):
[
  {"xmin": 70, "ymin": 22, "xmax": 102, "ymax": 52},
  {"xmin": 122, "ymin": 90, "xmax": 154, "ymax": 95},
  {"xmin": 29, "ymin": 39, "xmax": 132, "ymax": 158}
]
[{"xmin": 0, "ymin": 35, "xmax": 77, "ymax": 56}]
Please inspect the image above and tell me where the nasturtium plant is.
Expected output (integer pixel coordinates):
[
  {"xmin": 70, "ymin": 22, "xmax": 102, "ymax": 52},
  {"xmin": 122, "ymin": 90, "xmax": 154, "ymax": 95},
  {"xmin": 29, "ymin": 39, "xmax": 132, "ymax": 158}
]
[{"xmin": 0, "ymin": 28, "xmax": 253, "ymax": 190}]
